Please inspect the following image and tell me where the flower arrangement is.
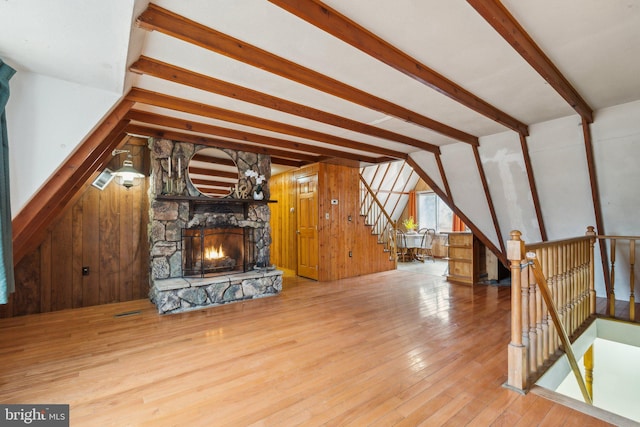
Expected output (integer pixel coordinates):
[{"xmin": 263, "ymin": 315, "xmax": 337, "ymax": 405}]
[
  {"xmin": 402, "ymin": 216, "xmax": 418, "ymax": 232},
  {"xmin": 245, "ymin": 169, "xmax": 266, "ymax": 186},
  {"xmin": 245, "ymin": 169, "xmax": 266, "ymax": 199}
]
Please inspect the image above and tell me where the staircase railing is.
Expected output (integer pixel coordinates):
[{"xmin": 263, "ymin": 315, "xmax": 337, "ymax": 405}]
[
  {"xmin": 506, "ymin": 226, "xmax": 640, "ymax": 393},
  {"xmin": 359, "ymin": 174, "xmax": 396, "ymax": 257},
  {"xmin": 506, "ymin": 227, "xmax": 596, "ymax": 392},
  {"xmin": 600, "ymin": 235, "xmax": 638, "ymax": 320},
  {"xmin": 527, "ymin": 253, "xmax": 592, "ymax": 404}
]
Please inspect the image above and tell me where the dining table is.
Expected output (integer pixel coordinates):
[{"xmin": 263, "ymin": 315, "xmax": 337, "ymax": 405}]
[{"xmin": 398, "ymin": 231, "xmax": 425, "ymax": 261}]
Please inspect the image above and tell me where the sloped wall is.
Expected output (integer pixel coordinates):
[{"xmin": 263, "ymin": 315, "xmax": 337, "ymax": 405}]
[
  {"xmin": 0, "ymin": 140, "xmax": 149, "ymax": 318},
  {"xmin": 6, "ymin": 71, "xmax": 120, "ymax": 216},
  {"xmin": 410, "ymin": 100, "xmax": 640, "ymax": 299}
]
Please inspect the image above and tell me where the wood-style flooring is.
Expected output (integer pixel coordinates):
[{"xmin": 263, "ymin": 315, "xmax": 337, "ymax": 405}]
[{"xmin": 0, "ymin": 266, "xmax": 612, "ymax": 426}]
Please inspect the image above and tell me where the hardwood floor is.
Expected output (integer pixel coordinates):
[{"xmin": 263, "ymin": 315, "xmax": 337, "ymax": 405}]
[{"xmin": 0, "ymin": 268, "xmax": 612, "ymax": 426}]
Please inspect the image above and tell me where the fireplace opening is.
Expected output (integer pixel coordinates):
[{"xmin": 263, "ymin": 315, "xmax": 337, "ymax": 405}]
[{"xmin": 182, "ymin": 226, "xmax": 255, "ymax": 277}]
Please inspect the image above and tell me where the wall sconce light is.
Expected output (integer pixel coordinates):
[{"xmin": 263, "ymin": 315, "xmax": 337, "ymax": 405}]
[{"xmin": 112, "ymin": 149, "xmax": 145, "ymax": 189}]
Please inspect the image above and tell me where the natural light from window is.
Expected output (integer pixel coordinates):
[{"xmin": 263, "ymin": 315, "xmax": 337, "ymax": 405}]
[{"xmin": 417, "ymin": 192, "xmax": 453, "ymax": 232}]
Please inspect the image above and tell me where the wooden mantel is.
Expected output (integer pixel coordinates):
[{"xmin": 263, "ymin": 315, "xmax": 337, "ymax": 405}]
[{"xmin": 155, "ymin": 195, "xmax": 276, "ymax": 219}]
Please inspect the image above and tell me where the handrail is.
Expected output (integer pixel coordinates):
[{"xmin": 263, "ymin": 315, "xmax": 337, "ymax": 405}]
[
  {"xmin": 527, "ymin": 252, "xmax": 592, "ymax": 405},
  {"xmin": 506, "ymin": 227, "xmax": 640, "ymax": 395},
  {"xmin": 526, "ymin": 235, "xmax": 591, "ymax": 251},
  {"xmin": 359, "ymin": 175, "xmax": 395, "ymax": 228},
  {"xmin": 506, "ymin": 228, "xmax": 596, "ymax": 392},
  {"xmin": 359, "ymin": 173, "xmax": 397, "ymax": 258}
]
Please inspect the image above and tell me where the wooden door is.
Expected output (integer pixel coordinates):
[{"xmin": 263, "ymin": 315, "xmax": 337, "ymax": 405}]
[{"xmin": 297, "ymin": 174, "xmax": 319, "ymax": 280}]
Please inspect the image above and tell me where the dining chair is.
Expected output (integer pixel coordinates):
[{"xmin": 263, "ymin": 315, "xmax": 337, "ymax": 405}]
[
  {"xmin": 416, "ymin": 228, "xmax": 436, "ymax": 262},
  {"xmin": 393, "ymin": 229, "xmax": 409, "ymax": 262}
]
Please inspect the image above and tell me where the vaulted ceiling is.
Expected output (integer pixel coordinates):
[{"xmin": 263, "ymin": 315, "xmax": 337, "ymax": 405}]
[{"xmin": 2, "ymin": 0, "xmax": 640, "ymax": 265}]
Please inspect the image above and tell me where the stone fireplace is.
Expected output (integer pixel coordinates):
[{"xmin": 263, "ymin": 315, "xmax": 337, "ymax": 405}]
[
  {"xmin": 182, "ymin": 226, "xmax": 249, "ymax": 277},
  {"xmin": 147, "ymin": 139, "xmax": 282, "ymax": 314}
]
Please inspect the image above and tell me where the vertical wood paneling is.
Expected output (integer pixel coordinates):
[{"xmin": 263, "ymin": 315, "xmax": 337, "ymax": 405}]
[
  {"xmin": 51, "ymin": 209, "xmax": 73, "ymax": 311},
  {"xmin": 271, "ymin": 163, "xmax": 394, "ymax": 282},
  {"xmin": 71, "ymin": 200, "xmax": 83, "ymax": 308},
  {"xmin": 3, "ymin": 139, "xmax": 150, "ymax": 318},
  {"xmin": 82, "ymin": 187, "xmax": 101, "ymax": 307},
  {"xmin": 39, "ymin": 234, "xmax": 52, "ymax": 312},
  {"xmin": 13, "ymin": 250, "xmax": 40, "ymax": 316},
  {"xmin": 318, "ymin": 163, "xmax": 395, "ymax": 281},
  {"xmin": 317, "ymin": 165, "xmax": 330, "ymax": 281},
  {"xmin": 132, "ymin": 174, "xmax": 149, "ymax": 300},
  {"xmin": 119, "ymin": 183, "xmax": 134, "ymax": 302},
  {"xmin": 99, "ymin": 168, "xmax": 120, "ymax": 304},
  {"xmin": 132, "ymin": 139, "xmax": 149, "ymax": 300}
]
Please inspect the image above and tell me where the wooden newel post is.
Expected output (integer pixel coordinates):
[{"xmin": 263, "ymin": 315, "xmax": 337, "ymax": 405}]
[
  {"xmin": 586, "ymin": 226, "xmax": 596, "ymax": 315},
  {"xmin": 507, "ymin": 230, "xmax": 527, "ymax": 391}
]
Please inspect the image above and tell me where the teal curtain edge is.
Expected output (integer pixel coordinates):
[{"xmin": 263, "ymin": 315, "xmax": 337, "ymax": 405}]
[{"xmin": 0, "ymin": 59, "xmax": 17, "ymax": 305}]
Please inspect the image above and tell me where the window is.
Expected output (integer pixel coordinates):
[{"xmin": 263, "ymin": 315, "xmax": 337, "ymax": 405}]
[{"xmin": 417, "ymin": 192, "xmax": 453, "ymax": 232}]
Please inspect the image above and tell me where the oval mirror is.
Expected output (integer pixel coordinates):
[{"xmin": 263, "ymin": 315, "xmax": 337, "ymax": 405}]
[{"xmin": 187, "ymin": 148, "xmax": 239, "ymax": 198}]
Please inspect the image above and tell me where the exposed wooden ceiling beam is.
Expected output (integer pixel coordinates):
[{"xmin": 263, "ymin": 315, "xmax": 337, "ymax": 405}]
[
  {"xmin": 126, "ymin": 88, "xmax": 407, "ymax": 160},
  {"xmin": 269, "ymin": 0, "xmax": 529, "ymax": 136},
  {"xmin": 467, "ymin": 0, "xmax": 593, "ymax": 123},
  {"xmin": 435, "ymin": 154, "xmax": 452, "ymax": 200},
  {"xmin": 130, "ymin": 56, "xmax": 440, "ymax": 154},
  {"xmin": 406, "ymin": 156, "xmax": 507, "ymax": 266},
  {"xmin": 137, "ymin": 4, "xmax": 479, "ymax": 145},
  {"xmin": 582, "ymin": 118, "xmax": 610, "ymax": 294},
  {"xmin": 270, "ymin": 157, "xmax": 305, "ymax": 168},
  {"xmin": 518, "ymin": 134, "xmax": 547, "ymax": 241},
  {"xmin": 472, "ymin": 145, "xmax": 505, "ymax": 255},
  {"xmin": 12, "ymin": 100, "xmax": 135, "ymax": 264},
  {"xmin": 126, "ymin": 109, "xmax": 388, "ymax": 164},
  {"xmin": 125, "ymin": 124, "xmax": 323, "ymax": 163}
]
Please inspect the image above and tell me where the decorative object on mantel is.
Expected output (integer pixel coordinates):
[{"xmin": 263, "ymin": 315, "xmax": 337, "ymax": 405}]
[
  {"xmin": 174, "ymin": 151, "xmax": 185, "ymax": 195},
  {"xmin": 234, "ymin": 182, "xmax": 249, "ymax": 199},
  {"xmin": 187, "ymin": 147, "xmax": 239, "ymax": 198},
  {"xmin": 162, "ymin": 156, "xmax": 173, "ymax": 195},
  {"xmin": 245, "ymin": 169, "xmax": 266, "ymax": 200}
]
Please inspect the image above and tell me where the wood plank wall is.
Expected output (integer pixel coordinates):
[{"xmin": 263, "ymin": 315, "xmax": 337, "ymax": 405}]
[
  {"xmin": 1, "ymin": 139, "xmax": 150, "ymax": 317},
  {"xmin": 270, "ymin": 162, "xmax": 395, "ymax": 281}
]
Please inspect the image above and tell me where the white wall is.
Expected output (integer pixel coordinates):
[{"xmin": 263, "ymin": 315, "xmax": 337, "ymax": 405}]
[
  {"xmin": 592, "ymin": 100, "xmax": 640, "ymax": 236},
  {"xmin": 591, "ymin": 100, "xmax": 640, "ymax": 300},
  {"xmin": 478, "ymin": 131, "xmax": 541, "ymax": 244},
  {"xmin": 409, "ymin": 150, "xmax": 444, "ymax": 192},
  {"xmin": 409, "ymin": 101, "xmax": 639, "ymax": 299},
  {"xmin": 6, "ymin": 71, "xmax": 120, "ymax": 216},
  {"xmin": 440, "ymin": 143, "xmax": 500, "ymax": 250},
  {"xmin": 526, "ymin": 114, "xmax": 597, "ymax": 240}
]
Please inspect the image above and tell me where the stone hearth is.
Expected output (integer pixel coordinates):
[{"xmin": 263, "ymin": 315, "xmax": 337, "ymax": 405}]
[
  {"xmin": 147, "ymin": 139, "xmax": 282, "ymax": 314},
  {"xmin": 151, "ymin": 270, "xmax": 282, "ymax": 315}
]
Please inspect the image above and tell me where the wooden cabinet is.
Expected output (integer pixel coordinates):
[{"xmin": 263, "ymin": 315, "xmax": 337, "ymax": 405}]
[
  {"xmin": 443, "ymin": 232, "xmax": 479, "ymax": 286},
  {"xmin": 430, "ymin": 234, "xmax": 448, "ymax": 258}
]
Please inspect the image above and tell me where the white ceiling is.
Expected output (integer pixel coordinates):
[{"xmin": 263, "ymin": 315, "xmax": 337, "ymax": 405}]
[
  {"xmin": 4, "ymin": 0, "xmax": 640, "ymax": 266},
  {"xmin": 1, "ymin": 0, "xmax": 639, "ymax": 155}
]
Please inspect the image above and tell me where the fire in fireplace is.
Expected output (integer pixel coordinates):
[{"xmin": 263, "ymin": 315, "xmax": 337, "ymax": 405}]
[{"xmin": 182, "ymin": 226, "xmax": 255, "ymax": 277}]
